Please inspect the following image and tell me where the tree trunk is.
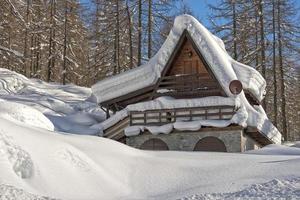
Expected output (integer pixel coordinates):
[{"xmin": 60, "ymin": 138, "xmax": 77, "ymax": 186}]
[
  {"xmin": 147, "ymin": 0, "xmax": 152, "ymax": 59},
  {"xmin": 126, "ymin": 1, "xmax": 133, "ymax": 69},
  {"xmin": 116, "ymin": 0, "xmax": 120, "ymax": 73},
  {"xmin": 232, "ymin": 0, "xmax": 237, "ymax": 60},
  {"xmin": 258, "ymin": 0, "xmax": 266, "ymax": 108},
  {"xmin": 137, "ymin": 0, "xmax": 142, "ymax": 65},
  {"xmin": 272, "ymin": 0, "xmax": 278, "ymax": 126},
  {"xmin": 62, "ymin": 0, "xmax": 68, "ymax": 85},
  {"xmin": 277, "ymin": 0, "xmax": 287, "ymax": 140},
  {"xmin": 47, "ymin": 0, "xmax": 56, "ymax": 82},
  {"xmin": 24, "ymin": 0, "xmax": 30, "ymax": 76}
]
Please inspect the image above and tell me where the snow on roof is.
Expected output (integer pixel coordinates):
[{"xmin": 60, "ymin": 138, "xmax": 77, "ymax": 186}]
[
  {"xmin": 91, "ymin": 15, "xmax": 280, "ymax": 144},
  {"xmin": 92, "ymin": 14, "xmax": 266, "ymax": 103}
]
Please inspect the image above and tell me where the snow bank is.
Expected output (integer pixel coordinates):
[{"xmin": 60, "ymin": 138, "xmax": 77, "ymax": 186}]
[
  {"xmin": 0, "ymin": 68, "xmax": 105, "ymax": 135},
  {"xmin": 0, "ymin": 99, "xmax": 54, "ymax": 131},
  {"xmin": 181, "ymin": 178, "xmax": 300, "ymax": 200},
  {"xmin": 0, "ymin": 68, "xmax": 29, "ymax": 94},
  {"xmin": 245, "ymin": 144, "xmax": 300, "ymax": 156},
  {"xmin": 0, "ymin": 117, "xmax": 299, "ymax": 200}
]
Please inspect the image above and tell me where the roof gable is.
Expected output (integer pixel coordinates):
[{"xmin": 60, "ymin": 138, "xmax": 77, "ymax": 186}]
[
  {"xmin": 151, "ymin": 31, "xmax": 226, "ymax": 99},
  {"xmin": 92, "ymin": 15, "xmax": 266, "ymax": 104}
]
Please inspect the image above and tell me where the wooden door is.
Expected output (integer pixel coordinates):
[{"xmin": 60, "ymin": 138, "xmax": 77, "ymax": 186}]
[
  {"xmin": 140, "ymin": 138, "xmax": 169, "ymax": 150},
  {"xmin": 193, "ymin": 137, "xmax": 227, "ymax": 152}
]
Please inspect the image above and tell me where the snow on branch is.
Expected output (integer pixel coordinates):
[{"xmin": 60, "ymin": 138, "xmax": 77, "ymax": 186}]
[{"xmin": 0, "ymin": 45, "xmax": 24, "ymax": 58}]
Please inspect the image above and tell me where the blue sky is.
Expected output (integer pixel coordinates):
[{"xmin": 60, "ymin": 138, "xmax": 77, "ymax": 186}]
[
  {"xmin": 182, "ymin": 0, "xmax": 219, "ymax": 26},
  {"xmin": 181, "ymin": 0, "xmax": 300, "ymax": 27}
]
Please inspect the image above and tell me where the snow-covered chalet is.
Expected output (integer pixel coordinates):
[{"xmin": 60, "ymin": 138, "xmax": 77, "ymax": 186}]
[{"xmin": 91, "ymin": 15, "xmax": 281, "ymax": 152}]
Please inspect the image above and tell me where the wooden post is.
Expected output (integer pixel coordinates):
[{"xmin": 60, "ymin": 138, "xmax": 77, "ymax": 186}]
[
  {"xmin": 129, "ymin": 112, "xmax": 132, "ymax": 126},
  {"xmin": 173, "ymin": 109, "xmax": 176, "ymax": 122}
]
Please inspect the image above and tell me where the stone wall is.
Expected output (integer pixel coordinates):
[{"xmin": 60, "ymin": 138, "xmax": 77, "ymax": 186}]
[
  {"xmin": 241, "ymin": 133, "xmax": 262, "ymax": 151},
  {"xmin": 126, "ymin": 127, "xmax": 250, "ymax": 152}
]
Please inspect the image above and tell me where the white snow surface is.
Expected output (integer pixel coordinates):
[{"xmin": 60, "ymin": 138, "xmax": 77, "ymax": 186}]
[
  {"xmin": 91, "ymin": 14, "xmax": 280, "ymax": 143},
  {"xmin": 0, "ymin": 68, "xmax": 105, "ymax": 135},
  {"xmin": 92, "ymin": 14, "xmax": 265, "ymax": 103},
  {"xmin": 0, "ymin": 68, "xmax": 298, "ymax": 200},
  {"xmin": 0, "ymin": 117, "xmax": 299, "ymax": 200}
]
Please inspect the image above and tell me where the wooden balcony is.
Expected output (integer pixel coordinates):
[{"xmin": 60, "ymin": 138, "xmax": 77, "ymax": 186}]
[
  {"xmin": 154, "ymin": 73, "xmax": 224, "ymax": 98},
  {"xmin": 129, "ymin": 105, "xmax": 236, "ymax": 126}
]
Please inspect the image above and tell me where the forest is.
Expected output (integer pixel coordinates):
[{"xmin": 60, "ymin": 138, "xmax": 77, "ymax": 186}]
[{"xmin": 0, "ymin": 0, "xmax": 299, "ymax": 141}]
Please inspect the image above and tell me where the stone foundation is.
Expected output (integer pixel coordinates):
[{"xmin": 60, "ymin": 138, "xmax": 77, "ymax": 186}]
[{"xmin": 126, "ymin": 127, "xmax": 261, "ymax": 152}]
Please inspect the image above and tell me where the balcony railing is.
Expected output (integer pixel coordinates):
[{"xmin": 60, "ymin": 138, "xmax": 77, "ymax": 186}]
[
  {"xmin": 154, "ymin": 73, "xmax": 222, "ymax": 97},
  {"xmin": 129, "ymin": 105, "xmax": 236, "ymax": 126}
]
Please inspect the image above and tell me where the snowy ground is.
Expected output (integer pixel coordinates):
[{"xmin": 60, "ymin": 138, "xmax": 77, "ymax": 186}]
[{"xmin": 0, "ymin": 68, "xmax": 299, "ymax": 200}]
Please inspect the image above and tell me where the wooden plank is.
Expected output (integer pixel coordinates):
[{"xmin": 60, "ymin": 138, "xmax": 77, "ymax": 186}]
[
  {"xmin": 130, "ymin": 112, "xmax": 235, "ymax": 121},
  {"xmin": 129, "ymin": 106, "xmax": 236, "ymax": 126},
  {"xmin": 129, "ymin": 105, "xmax": 235, "ymax": 114}
]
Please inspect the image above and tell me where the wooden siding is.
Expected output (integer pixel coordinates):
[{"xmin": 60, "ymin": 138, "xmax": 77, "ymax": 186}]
[
  {"xmin": 168, "ymin": 37, "xmax": 210, "ymax": 76},
  {"xmin": 152, "ymin": 33, "xmax": 225, "ymax": 99}
]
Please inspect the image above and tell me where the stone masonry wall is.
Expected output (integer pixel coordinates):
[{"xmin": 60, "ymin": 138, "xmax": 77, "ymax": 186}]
[{"xmin": 126, "ymin": 128, "xmax": 245, "ymax": 152}]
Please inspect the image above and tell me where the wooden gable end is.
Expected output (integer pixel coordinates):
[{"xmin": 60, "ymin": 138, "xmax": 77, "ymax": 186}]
[
  {"xmin": 101, "ymin": 31, "xmax": 226, "ymax": 112},
  {"xmin": 153, "ymin": 31, "xmax": 226, "ymax": 99},
  {"xmin": 167, "ymin": 36, "xmax": 210, "ymax": 76}
]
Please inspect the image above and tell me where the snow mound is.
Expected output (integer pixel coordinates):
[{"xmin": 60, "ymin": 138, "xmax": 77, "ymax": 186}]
[
  {"xmin": 180, "ymin": 177, "xmax": 300, "ymax": 200},
  {"xmin": 0, "ymin": 68, "xmax": 29, "ymax": 95},
  {"xmin": 0, "ymin": 99, "xmax": 54, "ymax": 131},
  {"xmin": 291, "ymin": 142, "xmax": 300, "ymax": 148},
  {"xmin": 0, "ymin": 68, "xmax": 106, "ymax": 135},
  {"xmin": 245, "ymin": 144, "xmax": 300, "ymax": 156},
  {"xmin": 0, "ymin": 117, "xmax": 299, "ymax": 199}
]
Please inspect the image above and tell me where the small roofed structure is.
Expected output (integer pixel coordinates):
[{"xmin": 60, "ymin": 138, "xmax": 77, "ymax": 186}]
[{"xmin": 91, "ymin": 15, "xmax": 281, "ymax": 152}]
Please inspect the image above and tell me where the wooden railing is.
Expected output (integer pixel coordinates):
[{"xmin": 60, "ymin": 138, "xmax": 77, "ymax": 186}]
[
  {"xmin": 129, "ymin": 105, "xmax": 236, "ymax": 126},
  {"xmin": 156, "ymin": 74, "xmax": 219, "ymax": 93}
]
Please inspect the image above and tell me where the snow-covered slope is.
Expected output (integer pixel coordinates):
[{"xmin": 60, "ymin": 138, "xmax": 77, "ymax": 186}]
[
  {"xmin": 0, "ymin": 68, "xmax": 299, "ymax": 199},
  {"xmin": 0, "ymin": 117, "xmax": 299, "ymax": 200},
  {"xmin": 0, "ymin": 68, "xmax": 105, "ymax": 135}
]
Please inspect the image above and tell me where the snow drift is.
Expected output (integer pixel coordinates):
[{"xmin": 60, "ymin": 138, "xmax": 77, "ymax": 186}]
[
  {"xmin": 0, "ymin": 117, "xmax": 299, "ymax": 200},
  {"xmin": 0, "ymin": 68, "xmax": 105, "ymax": 135}
]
